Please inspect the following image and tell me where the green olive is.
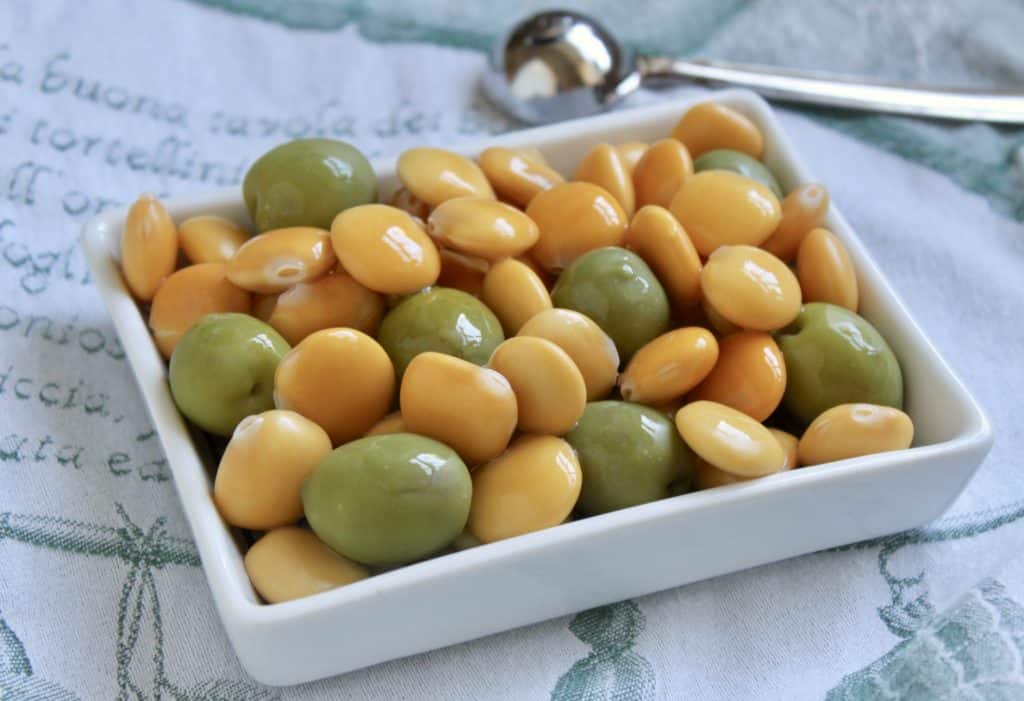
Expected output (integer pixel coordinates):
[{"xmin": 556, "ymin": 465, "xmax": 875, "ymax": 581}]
[
  {"xmin": 551, "ymin": 247, "xmax": 670, "ymax": 361},
  {"xmin": 775, "ymin": 303, "xmax": 904, "ymax": 425},
  {"xmin": 302, "ymin": 433, "xmax": 471, "ymax": 566},
  {"xmin": 565, "ymin": 401, "xmax": 693, "ymax": 515},
  {"xmin": 243, "ymin": 138, "xmax": 376, "ymax": 232},
  {"xmin": 377, "ymin": 287, "xmax": 504, "ymax": 379},
  {"xmin": 692, "ymin": 149, "xmax": 783, "ymax": 198}
]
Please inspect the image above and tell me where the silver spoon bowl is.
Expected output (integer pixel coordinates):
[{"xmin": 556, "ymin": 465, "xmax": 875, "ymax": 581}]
[{"xmin": 484, "ymin": 10, "xmax": 1024, "ymax": 125}]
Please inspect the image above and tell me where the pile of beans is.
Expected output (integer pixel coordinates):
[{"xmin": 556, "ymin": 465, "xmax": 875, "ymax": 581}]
[{"xmin": 119, "ymin": 101, "xmax": 912, "ymax": 604}]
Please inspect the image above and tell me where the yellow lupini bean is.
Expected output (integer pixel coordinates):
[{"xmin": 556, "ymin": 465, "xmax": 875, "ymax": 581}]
[
  {"xmin": 689, "ymin": 332, "xmax": 786, "ymax": 422},
  {"xmin": 148, "ymin": 263, "xmax": 251, "ymax": 359},
  {"xmin": 274, "ymin": 328, "xmax": 395, "ymax": 445},
  {"xmin": 675, "ymin": 400, "xmax": 786, "ymax": 477},
  {"xmin": 468, "ymin": 435, "xmax": 582, "ymax": 544},
  {"xmin": 364, "ymin": 411, "xmax": 408, "ymax": 437},
  {"xmin": 796, "ymin": 227, "xmax": 859, "ymax": 311},
  {"xmin": 330, "ymin": 204, "xmax": 441, "ymax": 294},
  {"xmin": 477, "ymin": 146, "xmax": 564, "ymax": 208},
  {"xmin": 693, "ymin": 428, "xmax": 798, "ymax": 489},
  {"xmin": 436, "ymin": 247, "xmax": 490, "ymax": 296},
  {"xmin": 388, "ymin": 186, "xmax": 431, "ymax": 220},
  {"xmin": 178, "ymin": 215, "xmax": 250, "ymax": 264},
  {"xmin": 400, "ymin": 352, "xmax": 517, "ymax": 465},
  {"xmin": 670, "ymin": 171, "xmax": 781, "ymax": 255},
  {"xmin": 428, "ymin": 197, "xmax": 539, "ymax": 261},
  {"xmin": 671, "ymin": 102, "xmax": 764, "ymax": 158},
  {"xmin": 488, "ymin": 336, "xmax": 586, "ymax": 435},
  {"xmin": 619, "ymin": 328, "xmax": 718, "ymax": 405},
  {"xmin": 397, "ymin": 147, "xmax": 495, "ymax": 208},
  {"xmin": 265, "ymin": 270, "xmax": 383, "ymax": 345},
  {"xmin": 227, "ymin": 226, "xmax": 335, "ymax": 294},
  {"xmin": 526, "ymin": 182, "xmax": 628, "ymax": 272},
  {"xmin": 481, "ymin": 258, "xmax": 552, "ymax": 335},
  {"xmin": 518, "ymin": 309, "xmax": 620, "ymax": 401},
  {"xmin": 761, "ymin": 183, "xmax": 830, "ymax": 262},
  {"xmin": 627, "ymin": 205, "xmax": 702, "ymax": 311},
  {"xmin": 574, "ymin": 143, "xmax": 636, "ymax": 217},
  {"xmin": 214, "ymin": 409, "xmax": 332, "ymax": 530},
  {"xmin": 770, "ymin": 429, "xmax": 800, "ymax": 470},
  {"xmin": 244, "ymin": 527, "xmax": 369, "ymax": 604},
  {"xmin": 615, "ymin": 141, "xmax": 648, "ymax": 174},
  {"xmin": 121, "ymin": 194, "xmax": 178, "ymax": 301},
  {"xmin": 700, "ymin": 245, "xmax": 801, "ymax": 332},
  {"xmin": 798, "ymin": 403, "xmax": 914, "ymax": 466},
  {"xmin": 633, "ymin": 138, "xmax": 693, "ymax": 209}
]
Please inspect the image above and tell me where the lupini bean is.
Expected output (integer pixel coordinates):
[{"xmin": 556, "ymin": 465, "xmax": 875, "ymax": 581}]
[
  {"xmin": 388, "ymin": 186, "xmax": 431, "ymax": 220},
  {"xmin": 633, "ymin": 138, "xmax": 693, "ymax": 209},
  {"xmin": 274, "ymin": 328, "xmax": 395, "ymax": 445},
  {"xmin": 477, "ymin": 146, "xmax": 564, "ymax": 208},
  {"xmin": 428, "ymin": 197, "xmax": 539, "ymax": 261},
  {"xmin": 526, "ymin": 182, "xmax": 628, "ymax": 272},
  {"xmin": 518, "ymin": 308, "xmax": 620, "ymax": 401},
  {"xmin": 227, "ymin": 226, "xmax": 335, "ymax": 294},
  {"xmin": 627, "ymin": 205, "xmax": 702, "ymax": 311},
  {"xmin": 619, "ymin": 328, "xmax": 718, "ymax": 405},
  {"xmin": 365, "ymin": 411, "xmax": 408, "ymax": 437},
  {"xmin": 214, "ymin": 409, "xmax": 332, "ymax": 529},
  {"xmin": 397, "ymin": 147, "xmax": 495, "ymax": 207},
  {"xmin": 436, "ymin": 247, "xmax": 490, "ymax": 297},
  {"xmin": 700, "ymin": 245, "xmax": 801, "ymax": 332},
  {"xmin": 615, "ymin": 141, "xmax": 648, "ymax": 174},
  {"xmin": 761, "ymin": 183, "xmax": 830, "ymax": 262},
  {"xmin": 574, "ymin": 143, "xmax": 636, "ymax": 217},
  {"xmin": 401, "ymin": 352, "xmax": 517, "ymax": 464},
  {"xmin": 798, "ymin": 403, "xmax": 913, "ymax": 466},
  {"xmin": 481, "ymin": 258, "xmax": 552, "ymax": 335},
  {"xmin": 469, "ymin": 435, "xmax": 582, "ymax": 543},
  {"xmin": 265, "ymin": 270, "xmax": 384, "ymax": 345},
  {"xmin": 689, "ymin": 332, "xmax": 786, "ymax": 422},
  {"xmin": 671, "ymin": 102, "xmax": 764, "ymax": 158},
  {"xmin": 148, "ymin": 263, "xmax": 251, "ymax": 358},
  {"xmin": 121, "ymin": 194, "xmax": 179, "ymax": 301},
  {"xmin": 796, "ymin": 228, "xmax": 859, "ymax": 311},
  {"xmin": 693, "ymin": 428, "xmax": 798, "ymax": 489},
  {"xmin": 675, "ymin": 400, "xmax": 785, "ymax": 477},
  {"xmin": 670, "ymin": 172, "xmax": 781, "ymax": 255},
  {"xmin": 244, "ymin": 527, "xmax": 369, "ymax": 603},
  {"xmin": 488, "ymin": 336, "xmax": 586, "ymax": 435},
  {"xmin": 179, "ymin": 215, "xmax": 250, "ymax": 264}
]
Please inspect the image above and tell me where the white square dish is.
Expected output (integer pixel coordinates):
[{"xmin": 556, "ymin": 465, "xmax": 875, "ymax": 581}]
[{"xmin": 80, "ymin": 90, "xmax": 993, "ymax": 686}]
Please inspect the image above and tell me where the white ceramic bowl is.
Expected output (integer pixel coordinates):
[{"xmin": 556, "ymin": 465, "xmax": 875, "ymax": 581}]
[{"xmin": 81, "ymin": 90, "xmax": 993, "ymax": 686}]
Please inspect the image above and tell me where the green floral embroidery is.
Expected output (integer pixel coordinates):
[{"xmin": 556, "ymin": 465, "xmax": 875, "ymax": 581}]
[{"xmin": 552, "ymin": 601, "xmax": 655, "ymax": 701}]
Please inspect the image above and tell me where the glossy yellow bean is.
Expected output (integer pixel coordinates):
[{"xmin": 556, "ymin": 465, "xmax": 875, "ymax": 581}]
[
  {"xmin": 477, "ymin": 146, "xmax": 564, "ymax": 208},
  {"xmin": 619, "ymin": 328, "xmax": 718, "ymax": 405},
  {"xmin": 693, "ymin": 428, "xmax": 798, "ymax": 489},
  {"xmin": 265, "ymin": 270, "xmax": 384, "ymax": 345},
  {"xmin": 615, "ymin": 141, "xmax": 648, "ymax": 174},
  {"xmin": 330, "ymin": 204, "xmax": 441, "ymax": 294},
  {"xmin": 437, "ymin": 247, "xmax": 490, "ymax": 297},
  {"xmin": 627, "ymin": 205, "xmax": 702, "ymax": 311},
  {"xmin": 796, "ymin": 227, "xmax": 859, "ymax": 311},
  {"xmin": 397, "ymin": 147, "xmax": 495, "ymax": 208},
  {"xmin": 574, "ymin": 143, "xmax": 636, "ymax": 217},
  {"xmin": 689, "ymin": 332, "xmax": 786, "ymax": 422},
  {"xmin": 274, "ymin": 328, "xmax": 395, "ymax": 445},
  {"xmin": 214, "ymin": 409, "xmax": 332, "ymax": 529},
  {"xmin": 227, "ymin": 226, "xmax": 335, "ymax": 294},
  {"xmin": 671, "ymin": 102, "xmax": 764, "ymax": 158},
  {"xmin": 428, "ymin": 197, "xmax": 539, "ymax": 261},
  {"xmin": 518, "ymin": 309, "xmax": 620, "ymax": 401},
  {"xmin": 761, "ymin": 183, "xmax": 830, "ymax": 262},
  {"xmin": 244, "ymin": 527, "xmax": 369, "ymax": 604},
  {"xmin": 364, "ymin": 411, "xmax": 408, "ymax": 436},
  {"xmin": 388, "ymin": 186, "xmax": 431, "ymax": 220},
  {"xmin": 178, "ymin": 215, "xmax": 250, "ymax": 264},
  {"xmin": 488, "ymin": 336, "xmax": 586, "ymax": 435},
  {"xmin": 675, "ymin": 400, "xmax": 786, "ymax": 477},
  {"xmin": 148, "ymin": 263, "xmax": 251, "ymax": 358},
  {"xmin": 798, "ymin": 403, "xmax": 914, "ymax": 466},
  {"xmin": 633, "ymin": 138, "xmax": 693, "ymax": 210},
  {"xmin": 481, "ymin": 258, "xmax": 552, "ymax": 335},
  {"xmin": 121, "ymin": 194, "xmax": 178, "ymax": 301},
  {"xmin": 400, "ymin": 352, "xmax": 517, "ymax": 465},
  {"xmin": 670, "ymin": 171, "xmax": 782, "ymax": 255},
  {"xmin": 468, "ymin": 435, "xmax": 582, "ymax": 544},
  {"xmin": 700, "ymin": 245, "xmax": 801, "ymax": 331},
  {"xmin": 526, "ymin": 182, "xmax": 628, "ymax": 272}
]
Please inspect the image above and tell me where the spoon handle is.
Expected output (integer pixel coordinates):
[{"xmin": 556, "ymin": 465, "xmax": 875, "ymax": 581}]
[{"xmin": 637, "ymin": 56, "xmax": 1024, "ymax": 124}]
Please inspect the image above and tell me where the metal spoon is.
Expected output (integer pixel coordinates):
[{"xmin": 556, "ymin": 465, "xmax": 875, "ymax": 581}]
[{"xmin": 483, "ymin": 10, "xmax": 1024, "ymax": 125}]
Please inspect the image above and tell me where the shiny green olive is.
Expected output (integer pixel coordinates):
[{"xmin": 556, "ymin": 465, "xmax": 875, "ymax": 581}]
[
  {"xmin": 692, "ymin": 149, "xmax": 783, "ymax": 198},
  {"xmin": 302, "ymin": 433, "xmax": 471, "ymax": 566},
  {"xmin": 551, "ymin": 247, "xmax": 670, "ymax": 361},
  {"xmin": 169, "ymin": 313, "xmax": 290, "ymax": 436},
  {"xmin": 775, "ymin": 303, "xmax": 904, "ymax": 425},
  {"xmin": 566, "ymin": 401, "xmax": 693, "ymax": 515},
  {"xmin": 377, "ymin": 287, "xmax": 505, "ymax": 379},
  {"xmin": 243, "ymin": 139, "xmax": 376, "ymax": 232}
]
